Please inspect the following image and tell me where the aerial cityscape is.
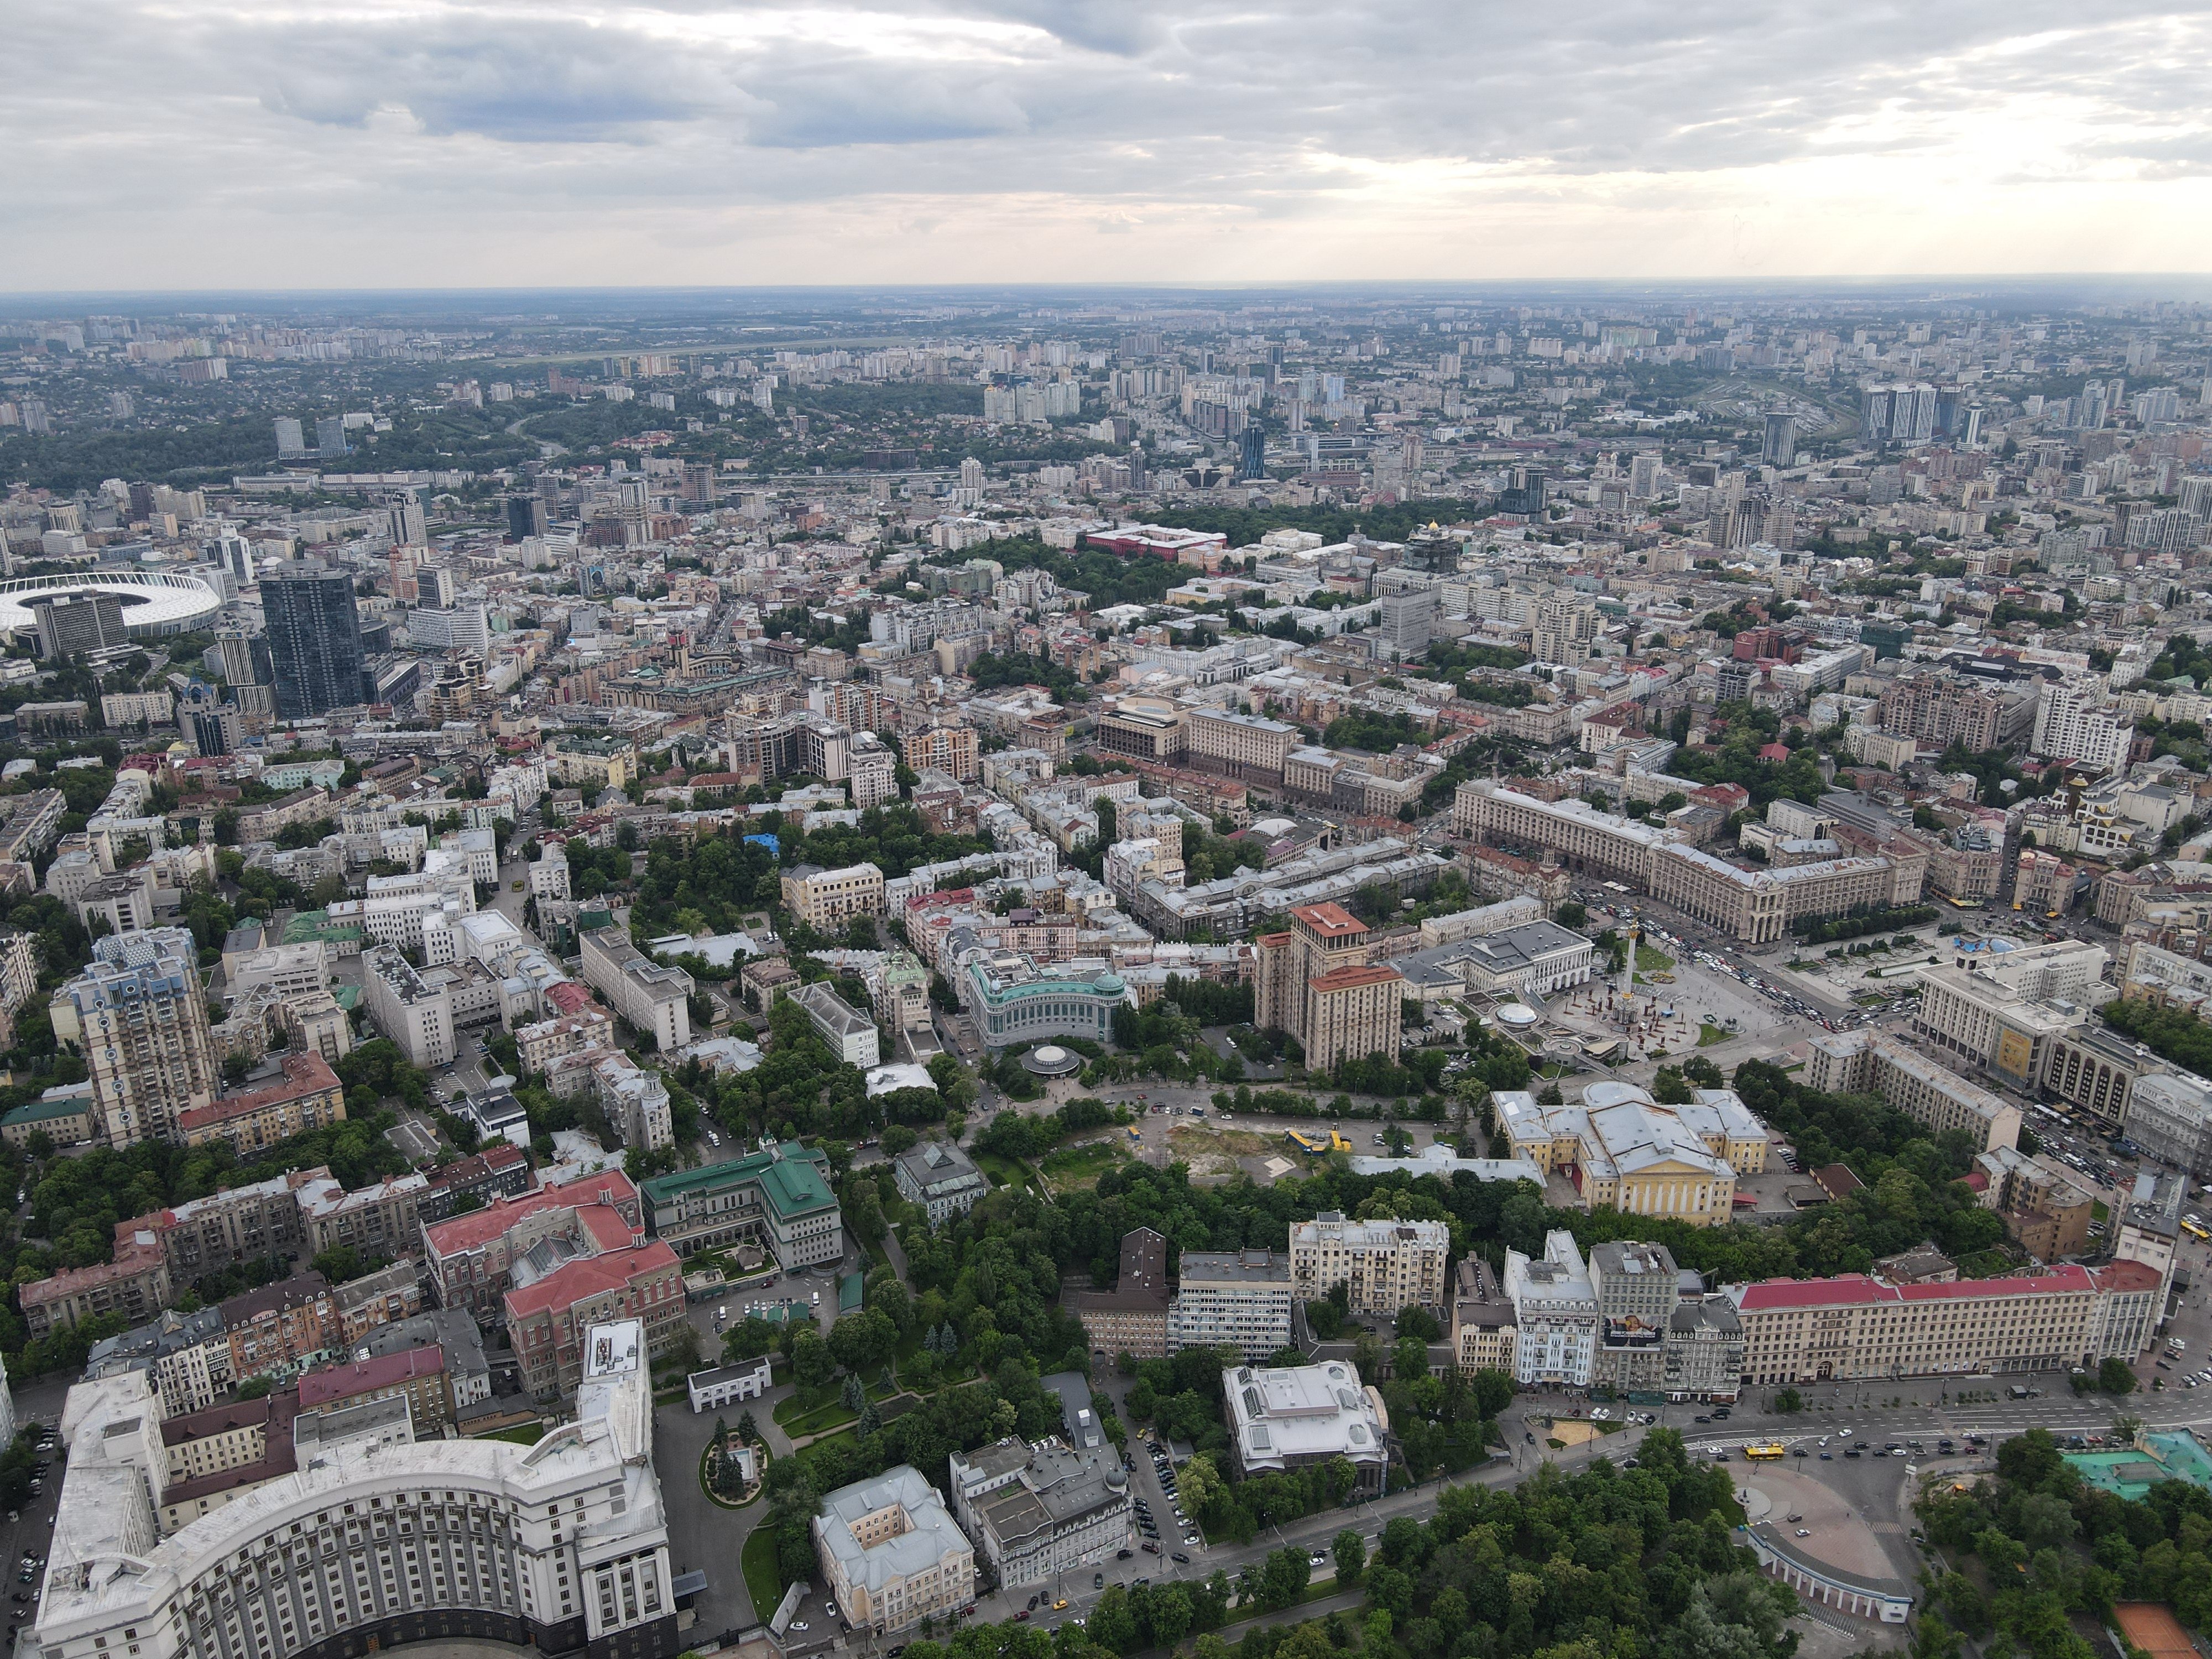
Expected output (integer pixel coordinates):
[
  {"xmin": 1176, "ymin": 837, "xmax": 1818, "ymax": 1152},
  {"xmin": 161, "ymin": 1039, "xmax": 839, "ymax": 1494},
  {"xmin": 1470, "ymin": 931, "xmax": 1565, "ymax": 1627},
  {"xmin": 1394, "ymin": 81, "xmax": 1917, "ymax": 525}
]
[{"xmin": 13, "ymin": 13, "xmax": 2212, "ymax": 1659}]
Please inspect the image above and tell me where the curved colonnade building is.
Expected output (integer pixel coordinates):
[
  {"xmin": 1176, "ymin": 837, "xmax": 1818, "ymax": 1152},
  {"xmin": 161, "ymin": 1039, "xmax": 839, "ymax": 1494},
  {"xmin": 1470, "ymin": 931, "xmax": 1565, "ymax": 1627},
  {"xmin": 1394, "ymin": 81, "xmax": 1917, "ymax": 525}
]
[{"xmin": 36, "ymin": 1319, "xmax": 677, "ymax": 1659}]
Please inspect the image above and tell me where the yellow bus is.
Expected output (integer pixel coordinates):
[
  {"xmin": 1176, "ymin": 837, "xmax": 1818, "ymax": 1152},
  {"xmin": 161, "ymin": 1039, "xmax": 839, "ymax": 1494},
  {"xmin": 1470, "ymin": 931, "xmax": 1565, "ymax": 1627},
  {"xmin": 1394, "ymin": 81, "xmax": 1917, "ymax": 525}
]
[
  {"xmin": 1285, "ymin": 1130, "xmax": 1329, "ymax": 1155},
  {"xmin": 2183, "ymin": 1219, "xmax": 2210, "ymax": 1241},
  {"xmin": 1743, "ymin": 1443, "xmax": 1787, "ymax": 1462},
  {"xmin": 1126, "ymin": 1125, "xmax": 1143, "ymax": 1145},
  {"xmin": 1329, "ymin": 1131, "xmax": 1354, "ymax": 1153}
]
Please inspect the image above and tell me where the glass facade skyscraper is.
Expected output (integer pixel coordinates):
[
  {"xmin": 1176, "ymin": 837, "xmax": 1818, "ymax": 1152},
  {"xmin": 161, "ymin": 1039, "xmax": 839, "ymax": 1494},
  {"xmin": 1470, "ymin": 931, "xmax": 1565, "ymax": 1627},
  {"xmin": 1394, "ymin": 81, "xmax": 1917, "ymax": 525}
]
[{"xmin": 262, "ymin": 560, "xmax": 364, "ymax": 719}]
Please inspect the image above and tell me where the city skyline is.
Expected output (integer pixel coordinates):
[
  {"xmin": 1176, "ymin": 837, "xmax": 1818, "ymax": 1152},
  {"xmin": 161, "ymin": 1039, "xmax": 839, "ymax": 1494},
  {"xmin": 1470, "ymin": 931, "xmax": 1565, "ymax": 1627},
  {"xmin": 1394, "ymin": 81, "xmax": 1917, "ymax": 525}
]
[{"xmin": 12, "ymin": 2, "xmax": 2212, "ymax": 290}]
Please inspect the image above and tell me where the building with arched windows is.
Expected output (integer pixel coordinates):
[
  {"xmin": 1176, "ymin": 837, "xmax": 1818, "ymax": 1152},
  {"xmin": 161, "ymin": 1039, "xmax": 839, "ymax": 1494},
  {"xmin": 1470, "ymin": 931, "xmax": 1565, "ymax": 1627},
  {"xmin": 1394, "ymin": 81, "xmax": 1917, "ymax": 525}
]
[{"xmin": 37, "ymin": 1320, "xmax": 679, "ymax": 1659}]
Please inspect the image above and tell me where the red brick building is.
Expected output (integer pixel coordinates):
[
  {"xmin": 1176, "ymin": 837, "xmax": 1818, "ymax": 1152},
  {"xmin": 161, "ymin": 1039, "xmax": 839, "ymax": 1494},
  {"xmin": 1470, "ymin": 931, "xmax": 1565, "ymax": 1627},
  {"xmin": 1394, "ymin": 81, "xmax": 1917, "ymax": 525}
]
[{"xmin": 503, "ymin": 1241, "xmax": 685, "ymax": 1400}]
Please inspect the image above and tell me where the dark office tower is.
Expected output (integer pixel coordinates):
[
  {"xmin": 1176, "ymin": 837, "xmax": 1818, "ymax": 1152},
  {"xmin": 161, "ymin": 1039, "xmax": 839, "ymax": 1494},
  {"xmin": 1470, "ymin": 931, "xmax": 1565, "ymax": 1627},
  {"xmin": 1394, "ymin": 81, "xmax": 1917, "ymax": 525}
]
[
  {"xmin": 505, "ymin": 494, "xmax": 547, "ymax": 542},
  {"xmin": 28, "ymin": 593, "xmax": 128, "ymax": 660},
  {"xmin": 1761, "ymin": 412, "xmax": 1797, "ymax": 467},
  {"xmin": 1237, "ymin": 426, "xmax": 1266, "ymax": 482},
  {"xmin": 262, "ymin": 561, "xmax": 365, "ymax": 719}
]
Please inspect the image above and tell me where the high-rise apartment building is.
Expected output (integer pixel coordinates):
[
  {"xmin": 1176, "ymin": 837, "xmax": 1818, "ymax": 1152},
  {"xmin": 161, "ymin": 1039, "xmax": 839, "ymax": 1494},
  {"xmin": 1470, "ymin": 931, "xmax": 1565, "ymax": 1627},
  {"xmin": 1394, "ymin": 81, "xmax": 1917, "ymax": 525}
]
[
  {"xmin": 274, "ymin": 418, "xmax": 305, "ymax": 458},
  {"xmin": 51, "ymin": 928, "xmax": 221, "ymax": 1149},
  {"xmin": 2031, "ymin": 679, "xmax": 2131, "ymax": 771},
  {"xmin": 315, "ymin": 416, "xmax": 347, "ymax": 457},
  {"xmin": 1530, "ymin": 594, "xmax": 1600, "ymax": 665},
  {"xmin": 385, "ymin": 494, "xmax": 426, "ymax": 546},
  {"xmin": 1862, "ymin": 383, "xmax": 1938, "ymax": 445},
  {"xmin": 900, "ymin": 724, "xmax": 980, "ymax": 782},
  {"xmin": 1876, "ymin": 675, "xmax": 2013, "ymax": 752},
  {"xmin": 262, "ymin": 561, "xmax": 366, "ymax": 719},
  {"xmin": 1252, "ymin": 902, "xmax": 1405, "ymax": 1072},
  {"xmin": 28, "ymin": 593, "xmax": 128, "ymax": 660},
  {"xmin": 1761, "ymin": 412, "xmax": 1797, "ymax": 467},
  {"xmin": 505, "ymin": 494, "xmax": 547, "ymax": 541}
]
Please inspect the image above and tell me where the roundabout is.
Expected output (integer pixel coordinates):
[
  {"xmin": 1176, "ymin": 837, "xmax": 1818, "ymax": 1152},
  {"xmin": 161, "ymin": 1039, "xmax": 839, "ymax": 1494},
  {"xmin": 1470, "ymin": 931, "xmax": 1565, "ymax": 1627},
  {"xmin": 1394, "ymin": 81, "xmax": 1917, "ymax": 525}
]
[{"xmin": 0, "ymin": 570, "xmax": 223, "ymax": 638}]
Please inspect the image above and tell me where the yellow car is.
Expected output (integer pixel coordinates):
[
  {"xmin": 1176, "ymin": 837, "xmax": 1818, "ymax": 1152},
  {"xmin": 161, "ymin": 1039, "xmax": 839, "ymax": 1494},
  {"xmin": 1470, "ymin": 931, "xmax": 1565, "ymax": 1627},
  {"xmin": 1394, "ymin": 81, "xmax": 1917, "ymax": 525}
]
[{"xmin": 1052, "ymin": 1600, "xmax": 1069, "ymax": 1611}]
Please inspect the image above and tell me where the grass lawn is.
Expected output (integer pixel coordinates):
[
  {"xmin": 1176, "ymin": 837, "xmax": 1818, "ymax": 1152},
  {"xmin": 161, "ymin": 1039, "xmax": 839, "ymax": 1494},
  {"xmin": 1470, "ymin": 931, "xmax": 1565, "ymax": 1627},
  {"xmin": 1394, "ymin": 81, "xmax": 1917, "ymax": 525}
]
[
  {"xmin": 481, "ymin": 1423, "xmax": 546, "ymax": 1445},
  {"xmin": 774, "ymin": 1398, "xmax": 858, "ymax": 1437},
  {"xmin": 1038, "ymin": 1139, "xmax": 1125, "ymax": 1193},
  {"xmin": 974, "ymin": 1151, "xmax": 1036, "ymax": 1191},
  {"xmin": 1697, "ymin": 1022, "xmax": 1731, "ymax": 1047},
  {"xmin": 1635, "ymin": 943, "xmax": 1674, "ymax": 973},
  {"xmin": 2093, "ymin": 1200, "xmax": 2110, "ymax": 1222},
  {"xmin": 740, "ymin": 1525, "xmax": 783, "ymax": 1618}
]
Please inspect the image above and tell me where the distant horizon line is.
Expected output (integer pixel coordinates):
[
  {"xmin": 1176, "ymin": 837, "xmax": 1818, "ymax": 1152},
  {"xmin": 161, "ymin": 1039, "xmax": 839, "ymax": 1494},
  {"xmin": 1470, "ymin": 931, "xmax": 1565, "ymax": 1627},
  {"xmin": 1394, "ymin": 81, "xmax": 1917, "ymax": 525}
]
[{"xmin": 4, "ymin": 273, "xmax": 2212, "ymax": 305}]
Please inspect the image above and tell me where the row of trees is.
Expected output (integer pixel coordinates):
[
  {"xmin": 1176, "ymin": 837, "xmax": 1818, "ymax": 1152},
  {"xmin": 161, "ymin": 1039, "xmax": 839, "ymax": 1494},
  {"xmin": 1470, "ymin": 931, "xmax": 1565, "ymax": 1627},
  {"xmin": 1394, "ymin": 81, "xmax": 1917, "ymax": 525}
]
[
  {"xmin": 1918, "ymin": 1426, "xmax": 2212, "ymax": 1659},
  {"xmin": 896, "ymin": 1431, "xmax": 1783, "ymax": 1659}
]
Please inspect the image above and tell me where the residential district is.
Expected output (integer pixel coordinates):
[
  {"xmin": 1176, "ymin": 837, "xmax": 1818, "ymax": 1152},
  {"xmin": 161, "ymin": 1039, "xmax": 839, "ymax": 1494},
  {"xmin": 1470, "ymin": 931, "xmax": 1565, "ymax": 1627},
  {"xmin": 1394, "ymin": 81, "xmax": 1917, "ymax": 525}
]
[{"xmin": 7, "ymin": 289, "xmax": 2212, "ymax": 1659}]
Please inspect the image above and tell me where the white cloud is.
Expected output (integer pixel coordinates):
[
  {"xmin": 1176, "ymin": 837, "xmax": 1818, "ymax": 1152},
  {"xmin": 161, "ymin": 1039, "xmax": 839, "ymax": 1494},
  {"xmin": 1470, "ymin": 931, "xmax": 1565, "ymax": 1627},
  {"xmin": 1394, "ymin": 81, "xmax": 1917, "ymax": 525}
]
[{"xmin": 8, "ymin": 0, "xmax": 2212, "ymax": 287}]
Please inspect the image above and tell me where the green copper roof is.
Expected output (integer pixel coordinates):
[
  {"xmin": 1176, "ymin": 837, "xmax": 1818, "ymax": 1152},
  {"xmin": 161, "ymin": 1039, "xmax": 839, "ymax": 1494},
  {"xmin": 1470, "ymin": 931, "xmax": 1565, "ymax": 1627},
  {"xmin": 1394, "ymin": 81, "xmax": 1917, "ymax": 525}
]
[{"xmin": 641, "ymin": 1142, "xmax": 837, "ymax": 1220}]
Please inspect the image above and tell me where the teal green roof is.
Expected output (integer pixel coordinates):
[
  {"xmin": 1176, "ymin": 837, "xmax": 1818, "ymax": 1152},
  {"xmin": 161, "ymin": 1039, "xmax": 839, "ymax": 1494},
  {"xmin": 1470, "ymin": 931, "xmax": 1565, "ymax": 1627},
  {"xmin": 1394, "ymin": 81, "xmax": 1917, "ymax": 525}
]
[
  {"xmin": 641, "ymin": 1142, "xmax": 836, "ymax": 1220},
  {"xmin": 838, "ymin": 1272, "xmax": 864, "ymax": 1314},
  {"xmin": 2065, "ymin": 1431, "xmax": 2212, "ymax": 1500},
  {"xmin": 285, "ymin": 911, "xmax": 363, "ymax": 946},
  {"xmin": 754, "ymin": 1154, "xmax": 837, "ymax": 1220},
  {"xmin": 2, "ymin": 1098, "xmax": 88, "ymax": 1128}
]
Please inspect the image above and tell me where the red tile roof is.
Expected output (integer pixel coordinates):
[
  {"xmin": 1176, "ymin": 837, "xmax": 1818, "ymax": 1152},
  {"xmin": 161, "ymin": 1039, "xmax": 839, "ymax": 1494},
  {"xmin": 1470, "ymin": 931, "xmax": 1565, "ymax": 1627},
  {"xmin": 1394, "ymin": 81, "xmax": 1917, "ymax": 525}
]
[
  {"xmin": 1291, "ymin": 902, "xmax": 1365, "ymax": 937},
  {"xmin": 1308, "ymin": 963, "xmax": 1405, "ymax": 992},
  {"xmin": 545, "ymin": 981, "xmax": 596, "ymax": 1016},
  {"xmin": 1737, "ymin": 1264, "xmax": 2098, "ymax": 1313},
  {"xmin": 298, "ymin": 1344, "xmax": 446, "ymax": 1408},
  {"xmin": 502, "ymin": 1240, "xmax": 680, "ymax": 1321},
  {"xmin": 422, "ymin": 1171, "xmax": 639, "ymax": 1256},
  {"xmin": 180, "ymin": 1052, "xmax": 341, "ymax": 1134}
]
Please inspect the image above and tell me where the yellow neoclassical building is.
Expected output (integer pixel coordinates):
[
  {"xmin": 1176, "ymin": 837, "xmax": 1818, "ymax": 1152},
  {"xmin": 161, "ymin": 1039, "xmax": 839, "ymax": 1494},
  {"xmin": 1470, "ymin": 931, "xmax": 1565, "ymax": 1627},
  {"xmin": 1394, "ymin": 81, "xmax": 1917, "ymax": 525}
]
[{"xmin": 1493, "ymin": 1081, "xmax": 1769, "ymax": 1227}]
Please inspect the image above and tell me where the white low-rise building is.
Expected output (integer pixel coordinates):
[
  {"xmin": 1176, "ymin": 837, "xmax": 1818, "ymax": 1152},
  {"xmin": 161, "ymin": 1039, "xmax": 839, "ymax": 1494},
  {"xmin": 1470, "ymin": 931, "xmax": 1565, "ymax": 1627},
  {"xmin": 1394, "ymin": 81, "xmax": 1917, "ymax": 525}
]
[
  {"xmin": 686, "ymin": 1357, "xmax": 773, "ymax": 1412},
  {"xmin": 1220, "ymin": 1360, "xmax": 1389, "ymax": 1495},
  {"xmin": 791, "ymin": 982, "xmax": 879, "ymax": 1067}
]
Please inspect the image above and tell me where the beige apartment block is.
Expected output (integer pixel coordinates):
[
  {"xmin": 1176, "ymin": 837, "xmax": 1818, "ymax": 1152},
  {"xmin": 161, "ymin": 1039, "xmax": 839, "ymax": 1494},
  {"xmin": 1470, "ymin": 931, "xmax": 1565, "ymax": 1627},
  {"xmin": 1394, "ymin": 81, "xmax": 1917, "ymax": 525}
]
[
  {"xmin": 1289, "ymin": 1211, "xmax": 1449, "ymax": 1316},
  {"xmin": 1736, "ymin": 1259, "xmax": 2159, "ymax": 1384},
  {"xmin": 901, "ymin": 726, "xmax": 980, "ymax": 782},
  {"xmin": 1186, "ymin": 707, "xmax": 1295, "ymax": 782},
  {"xmin": 781, "ymin": 860, "xmax": 888, "ymax": 929}
]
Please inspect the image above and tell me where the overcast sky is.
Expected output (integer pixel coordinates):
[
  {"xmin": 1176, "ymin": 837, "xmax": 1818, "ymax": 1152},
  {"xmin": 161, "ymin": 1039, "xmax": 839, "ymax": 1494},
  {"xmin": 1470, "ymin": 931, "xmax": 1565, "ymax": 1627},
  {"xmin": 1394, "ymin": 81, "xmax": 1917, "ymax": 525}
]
[{"xmin": 11, "ymin": 1, "xmax": 2212, "ymax": 291}]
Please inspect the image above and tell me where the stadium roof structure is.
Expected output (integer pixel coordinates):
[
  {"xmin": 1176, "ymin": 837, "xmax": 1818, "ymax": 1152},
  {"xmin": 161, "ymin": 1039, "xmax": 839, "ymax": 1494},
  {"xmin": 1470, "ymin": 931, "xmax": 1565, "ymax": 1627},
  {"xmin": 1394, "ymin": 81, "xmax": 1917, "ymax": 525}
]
[{"xmin": 0, "ymin": 570, "xmax": 223, "ymax": 637}]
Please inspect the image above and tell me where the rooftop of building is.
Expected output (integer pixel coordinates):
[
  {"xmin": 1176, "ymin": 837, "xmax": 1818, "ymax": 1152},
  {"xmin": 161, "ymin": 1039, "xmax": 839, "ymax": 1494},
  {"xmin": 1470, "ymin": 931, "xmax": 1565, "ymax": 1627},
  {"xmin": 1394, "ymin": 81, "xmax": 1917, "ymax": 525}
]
[
  {"xmin": 421, "ymin": 1168, "xmax": 640, "ymax": 1256},
  {"xmin": 639, "ymin": 1142, "xmax": 836, "ymax": 1219},
  {"xmin": 1733, "ymin": 1264, "xmax": 2099, "ymax": 1313},
  {"xmin": 814, "ymin": 1464, "xmax": 969, "ymax": 1590},
  {"xmin": 1177, "ymin": 1247, "xmax": 1290, "ymax": 1286},
  {"xmin": 1222, "ymin": 1360, "xmax": 1387, "ymax": 1464},
  {"xmin": 503, "ymin": 1239, "xmax": 680, "ymax": 1322},
  {"xmin": 297, "ymin": 1343, "xmax": 446, "ymax": 1408}
]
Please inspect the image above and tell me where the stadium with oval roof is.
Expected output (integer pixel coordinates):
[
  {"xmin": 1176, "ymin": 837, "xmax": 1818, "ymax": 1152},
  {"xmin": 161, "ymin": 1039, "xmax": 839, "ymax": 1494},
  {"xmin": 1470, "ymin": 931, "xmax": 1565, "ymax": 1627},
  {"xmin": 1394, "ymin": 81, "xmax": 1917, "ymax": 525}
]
[{"xmin": 0, "ymin": 570, "xmax": 223, "ymax": 639}]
